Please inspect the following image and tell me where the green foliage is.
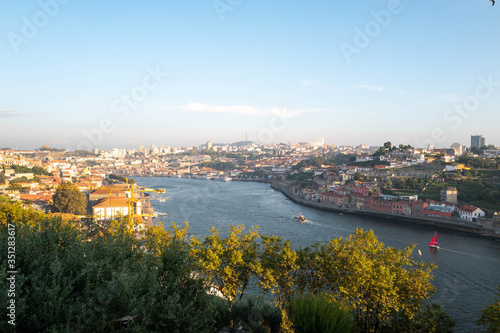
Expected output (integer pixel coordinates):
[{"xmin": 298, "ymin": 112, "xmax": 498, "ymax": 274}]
[
  {"xmin": 292, "ymin": 155, "xmax": 324, "ymax": 170},
  {"xmin": 392, "ymin": 177, "xmax": 429, "ymax": 191},
  {"xmin": 201, "ymin": 161, "xmax": 237, "ymax": 171},
  {"xmin": 286, "ymin": 173, "xmax": 313, "ymax": 182},
  {"xmin": 108, "ymin": 174, "xmax": 136, "ymax": 184},
  {"xmin": 191, "ymin": 225, "xmax": 261, "ymax": 302},
  {"xmin": 288, "ymin": 293, "xmax": 354, "ymax": 333},
  {"xmin": 0, "ymin": 197, "xmax": 446, "ymax": 332},
  {"xmin": 423, "ymin": 178, "xmax": 500, "ymax": 210},
  {"xmin": 52, "ymin": 182, "xmax": 88, "ymax": 215},
  {"xmin": 350, "ymin": 159, "xmax": 389, "ymax": 167},
  {"xmin": 0, "ymin": 170, "xmax": 6, "ymax": 184},
  {"xmin": 8, "ymin": 165, "xmax": 51, "ymax": 176},
  {"xmin": 65, "ymin": 150, "xmax": 96, "ymax": 157},
  {"xmin": 257, "ymin": 236, "xmax": 298, "ymax": 307},
  {"xmin": 9, "ymin": 176, "xmax": 31, "ymax": 184},
  {"xmin": 0, "ymin": 203, "xmax": 227, "ymax": 333},
  {"xmin": 479, "ymin": 285, "xmax": 500, "ymax": 333},
  {"xmin": 208, "ymin": 296, "xmax": 232, "ymax": 330},
  {"xmin": 295, "ymin": 229, "xmax": 436, "ymax": 332},
  {"xmin": 0, "ymin": 200, "xmax": 46, "ymax": 228},
  {"xmin": 457, "ymin": 155, "xmax": 498, "ymax": 169},
  {"xmin": 408, "ymin": 303, "xmax": 456, "ymax": 333},
  {"xmin": 325, "ymin": 152, "xmax": 356, "ymax": 165},
  {"xmin": 231, "ymin": 295, "xmax": 282, "ymax": 333},
  {"xmin": 39, "ymin": 147, "xmax": 66, "ymax": 152}
]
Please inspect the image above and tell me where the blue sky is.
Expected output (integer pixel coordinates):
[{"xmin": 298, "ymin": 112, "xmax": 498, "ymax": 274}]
[{"xmin": 0, "ymin": 0, "xmax": 499, "ymax": 150}]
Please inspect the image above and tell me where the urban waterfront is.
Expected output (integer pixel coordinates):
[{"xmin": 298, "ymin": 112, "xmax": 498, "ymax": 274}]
[{"xmin": 134, "ymin": 176, "xmax": 500, "ymax": 332}]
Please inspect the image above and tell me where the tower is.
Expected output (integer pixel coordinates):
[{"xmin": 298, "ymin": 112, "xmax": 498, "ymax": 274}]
[{"xmin": 471, "ymin": 135, "xmax": 485, "ymax": 148}]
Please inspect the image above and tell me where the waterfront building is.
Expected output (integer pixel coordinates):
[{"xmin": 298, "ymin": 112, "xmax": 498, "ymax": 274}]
[
  {"xmin": 423, "ymin": 203, "xmax": 455, "ymax": 217},
  {"xmin": 455, "ymin": 205, "xmax": 486, "ymax": 223},
  {"xmin": 441, "ymin": 186, "xmax": 458, "ymax": 204},
  {"xmin": 92, "ymin": 197, "xmax": 131, "ymax": 219}
]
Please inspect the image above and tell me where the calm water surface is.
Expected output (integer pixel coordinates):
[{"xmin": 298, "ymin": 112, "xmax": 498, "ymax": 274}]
[{"xmin": 134, "ymin": 177, "xmax": 500, "ymax": 332}]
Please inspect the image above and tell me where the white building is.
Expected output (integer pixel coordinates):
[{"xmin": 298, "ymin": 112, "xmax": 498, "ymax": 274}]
[{"xmin": 454, "ymin": 205, "xmax": 485, "ymax": 223}]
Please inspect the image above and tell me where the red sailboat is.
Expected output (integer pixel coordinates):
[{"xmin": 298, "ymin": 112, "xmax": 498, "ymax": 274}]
[{"xmin": 429, "ymin": 232, "xmax": 439, "ymax": 249}]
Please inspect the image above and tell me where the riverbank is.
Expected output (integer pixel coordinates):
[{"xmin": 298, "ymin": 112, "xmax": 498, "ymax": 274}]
[{"xmin": 270, "ymin": 183, "xmax": 500, "ymax": 238}]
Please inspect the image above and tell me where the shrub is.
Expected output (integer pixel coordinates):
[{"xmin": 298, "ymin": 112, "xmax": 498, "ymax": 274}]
[
  {"xmin": 288, "ymin": 293, "xmax": 354, "ymax": 333},
  {"xmin": 231, "ymin": 295, "xmax": 282, "ymax": 333}
]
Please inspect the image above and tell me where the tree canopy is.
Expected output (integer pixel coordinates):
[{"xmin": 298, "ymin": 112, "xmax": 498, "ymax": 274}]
[{"xmin": 52, "ymin": 182, "xmax": 88, "ymax": 215}]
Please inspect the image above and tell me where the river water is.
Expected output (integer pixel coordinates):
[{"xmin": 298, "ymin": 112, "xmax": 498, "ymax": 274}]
[{"xmin": 134, "ymin": 177, "xmax": 500, "ymax": 332}]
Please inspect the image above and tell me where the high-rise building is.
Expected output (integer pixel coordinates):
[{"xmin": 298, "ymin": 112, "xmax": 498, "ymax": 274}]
[
  {"xmin": 471, "ymin": 135, "xmax": 485, "ymax": 148},
  {"xmin": 450, "ymin": 143, "xmax": 463, "ymax": 156},
  {"xmin": 316, "ymin": 137, "xmax": 325, "ymax": 147},
  {"xmin": 92, "ymin": 147, "xmax": 99, "ymax": 155},
  {"xmin": 206, "ymin": 141, "xmax": 213, "ymax": 150},
  {"xmin": 139, "ymin": 145, "xmax": 145, "ymax": 153}
]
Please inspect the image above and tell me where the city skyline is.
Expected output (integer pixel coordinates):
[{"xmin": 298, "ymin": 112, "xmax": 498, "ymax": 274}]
[{"xmin": 1, "ymin": 1, "xmax": 499, "ymax": 150}]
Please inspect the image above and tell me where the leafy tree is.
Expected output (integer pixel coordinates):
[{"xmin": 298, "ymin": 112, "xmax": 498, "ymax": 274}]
[
  {"xmin": 0, "ymin": 202, "xmax": 229, "ymax": 333},
  {"xmin": 190, "ymin": 225, "xmax": 261, "ymax": 302},
  {"xmin": 200, "ymin": 161, "xmax": 237, "ymax": 171},
  {"xmin": 10, "ymin": 176, "xmax": 30, "ymax": 184},
  {"xmin": 108, "ymin": 173, "xmax": 136, "ymax": 184},
  {"xmin": 257, "ymin": 235, "xmax": 298, "ymax": 307},
  {"xmin": 295, "ymin": 229, "xmax": 436, "ymax": 332},
  {"xmin": 0, "ymin": 170, "xmax": 6, "ymax": 184},
  {"xmin": 52, "ymin": 182, "xmax": 88, "ymax": 215},
  {"xmin": 408, "ymin": 303, "xmax": 456, "ymax": 333},
  {"xmin": 479, "ymin": 285, "xmax": 500, "ymax": 332}
]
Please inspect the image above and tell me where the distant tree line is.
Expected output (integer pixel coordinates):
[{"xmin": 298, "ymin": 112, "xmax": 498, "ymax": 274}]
[
  {"xmin": 108, "ymin": 173, "xmax": 136, "ymax": 184},
  {"xmin": 200, "ymin": 161, "xmax": 237, "ymax": 171}
]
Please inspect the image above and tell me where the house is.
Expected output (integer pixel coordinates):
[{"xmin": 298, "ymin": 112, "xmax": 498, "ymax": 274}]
[
  {"xmin": 92, "ymin": 196, "xmax": 141, "ymax": 220},
  {"xmin": 455, "ymin": 205, "xmax": 485, "ymax": 223},
  {"xmin": 319, "ymin": 192, "xmax": 349, "ymax": 207}
]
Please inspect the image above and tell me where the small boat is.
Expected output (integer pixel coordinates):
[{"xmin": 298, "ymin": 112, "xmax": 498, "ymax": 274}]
[
  {"xmin": 418, "ymin": 249, "xmax": 422, "ymax": 256},
  {"xmin": 293, "ymin": 213, "xmax": 306, "ymax": 223},
  {"xmin": 429, "ymin": 232, "xmax": 439, "ymax": 249}
]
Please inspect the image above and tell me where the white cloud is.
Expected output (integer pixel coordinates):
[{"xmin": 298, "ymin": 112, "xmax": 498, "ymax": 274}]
[
  {"xmin": 356, "ymin": 84, "xmax": 384, "ymax": 92},
  {"xmin": 168, "ymin": 102, "xmax": 330, "ymax": 118},
  {"xmin": 0, "ymin": 109, "xmax": 24, "ymax": 117},
  {"xmin": 369, "ymin": 112, "xmax": 376, "ymax": 116},
  {"xmin": 301, "ymin": 79, "xmax": 314, "ymax": 86}
]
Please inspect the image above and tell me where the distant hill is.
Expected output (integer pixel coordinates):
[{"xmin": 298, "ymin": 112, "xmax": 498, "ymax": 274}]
[
  {"xmin": 231, "ymin": 141, "xmax": 255, "ymax": 147},
  {"xmin": 201, "ymin": 141, "xmax": 255, "ymax": 147}
]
